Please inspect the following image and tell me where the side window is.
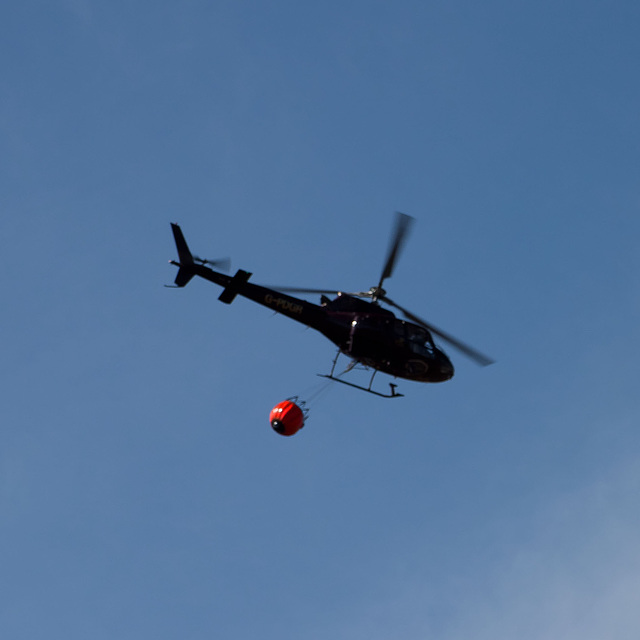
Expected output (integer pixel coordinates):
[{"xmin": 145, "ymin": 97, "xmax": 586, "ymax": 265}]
[
  {"xmin": 393, "ymin": 320, "xmax": 405, "ymax": 338},
  {"xmin": 406, "ymin": 325, "xmax": 427, "ymax": 343}
]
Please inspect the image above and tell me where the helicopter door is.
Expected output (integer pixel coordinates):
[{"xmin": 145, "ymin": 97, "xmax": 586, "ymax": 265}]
[
  {"xmin": 347, "ymin": 316, "xmax": 363, "ymax": 353},
  {"xmin": 347, "ymin": 315, "xmax": 391, "ymax": 356}
]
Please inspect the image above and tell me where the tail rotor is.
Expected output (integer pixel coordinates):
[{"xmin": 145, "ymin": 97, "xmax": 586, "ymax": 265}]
[{"xmin": 167, "ymin": 223, "xmax": 229, "ymax": 288}]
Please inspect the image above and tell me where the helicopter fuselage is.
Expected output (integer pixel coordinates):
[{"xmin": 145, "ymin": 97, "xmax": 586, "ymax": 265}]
[{"xmin": 173, "ymin": 260, "xmax": 455, "ymax": 383}]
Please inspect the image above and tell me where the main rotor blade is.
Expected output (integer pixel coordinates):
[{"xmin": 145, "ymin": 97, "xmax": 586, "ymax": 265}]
[
  {"xmin": 377, "ymin": 212, "xmax": 415, "ymax": 291},
  {"xmin": 381, "ymin": 296, "xmax": 495, "ymax": 367},
  {"xmin": 266, "ymin": 286, "xmax": 343, "ymax": 295}
]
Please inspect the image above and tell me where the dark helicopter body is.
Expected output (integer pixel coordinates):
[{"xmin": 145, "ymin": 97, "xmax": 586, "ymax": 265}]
[
  {"xmin": 315, "ymin": 294, "xmax": 454, "ymax": 383},
  {"xmin": 168, "ymin": 215, "xmax": 491, "ymax": 395},
  {"xmin": 170, "ymin": 255, "xmax": 454, "ymax": 383}
]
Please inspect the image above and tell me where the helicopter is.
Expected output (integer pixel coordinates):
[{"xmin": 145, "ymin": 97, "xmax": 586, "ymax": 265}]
[{"xmin": 167, "ymin": 213, "xmax": 493, "ymax": 397}]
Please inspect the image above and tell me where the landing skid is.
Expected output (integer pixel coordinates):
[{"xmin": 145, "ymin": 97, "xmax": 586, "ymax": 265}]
[
  {"xmin": 318, "ymin": 351, "xmax": 404, "ymax": 398},
  {"xmin": 318, "ymin": 374, "xmax": 403, "ymax": 398}
]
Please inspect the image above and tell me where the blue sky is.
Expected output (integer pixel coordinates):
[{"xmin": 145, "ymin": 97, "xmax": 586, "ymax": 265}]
[{"xmin": 2, "ymin": 1, "xmax": 639, "ymax": 638}]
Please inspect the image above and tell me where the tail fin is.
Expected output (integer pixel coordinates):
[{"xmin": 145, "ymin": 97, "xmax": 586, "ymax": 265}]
[{"xmin": 170, "ymin": 223, "xmax": 196, "ymax": 287}]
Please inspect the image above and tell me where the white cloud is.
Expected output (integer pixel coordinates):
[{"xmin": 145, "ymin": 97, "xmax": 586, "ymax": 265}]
[
  {"xmin": 328, "ymin": 448, "xmax": 640, "ymax": 640},
  {"xmin": 444, "ymin": 456, "xmax": 640, "ymax": 640}
]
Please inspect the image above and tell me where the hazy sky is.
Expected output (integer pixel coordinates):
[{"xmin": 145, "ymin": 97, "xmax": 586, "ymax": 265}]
[{"xmin": 2, "ymin": 1, "xmax": 640, "ymax": 638}]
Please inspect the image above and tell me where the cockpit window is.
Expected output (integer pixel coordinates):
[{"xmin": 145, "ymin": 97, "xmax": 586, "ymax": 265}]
[
  {"xmin": 409, "ymin": 341, "xmax": 434, "ymax": 356},
  {"xmin": 395, "ymin": 320, "xmax": 435, "ymax": 352},
  {"xmin": 406, "ymin": 325, "xmax": 428, "ymax": 343}
]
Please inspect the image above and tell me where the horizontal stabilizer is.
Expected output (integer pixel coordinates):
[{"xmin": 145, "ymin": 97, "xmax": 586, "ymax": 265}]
[{"xmin": 219, "ymin": 269, "xmax": 252, "ymax": 304}]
